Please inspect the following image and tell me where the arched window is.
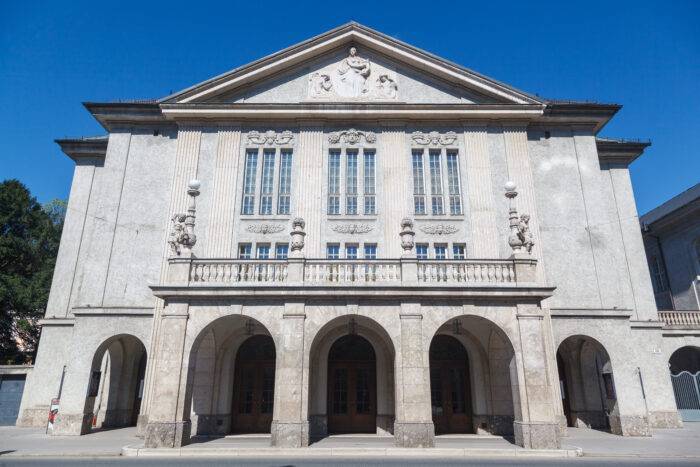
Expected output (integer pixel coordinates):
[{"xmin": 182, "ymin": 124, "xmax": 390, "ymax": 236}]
[{"xmin": 650, "ymin": 255, "xmax": 667, "ymax": 293}]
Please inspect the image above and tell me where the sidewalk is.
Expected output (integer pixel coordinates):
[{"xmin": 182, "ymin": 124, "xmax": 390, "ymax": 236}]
[{"xmin": 1, "ymin": 423, "xmax": 700, "ymax": 458}]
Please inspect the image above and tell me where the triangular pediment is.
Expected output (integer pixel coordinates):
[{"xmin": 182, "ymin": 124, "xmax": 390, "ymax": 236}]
[{"xmin": 162, "ymin": 23, "xmax": 542, "ymax": 106}]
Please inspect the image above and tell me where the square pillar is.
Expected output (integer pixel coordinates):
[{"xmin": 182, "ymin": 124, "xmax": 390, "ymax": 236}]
[
  {"xmin": 144, "ymin": 300, "xmax": 191, "ymax": 448},
  {"xmin": 514, "ymin": 303, "xmax": 561, "ymax": 449},
  {"xmin": 394, "ymin": 303, "xmax": 434, "ymax": 448},
  {"xmin": 271, "ymin": 301, "xmax": 309, "ymax": 447}
]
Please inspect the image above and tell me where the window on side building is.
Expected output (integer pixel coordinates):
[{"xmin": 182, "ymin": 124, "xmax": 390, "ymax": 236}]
[{"xmin": 650, "ymin": 255, "xmax": 667, "ymax": 293}]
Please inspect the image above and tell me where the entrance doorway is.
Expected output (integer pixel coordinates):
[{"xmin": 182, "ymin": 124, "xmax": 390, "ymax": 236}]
[
  {"xmin": 327, "ymin": 335, "xmax": 376, "ymax": 433},
  {"xmin": 231, "ymin": 335, "xmax": 276, "ymax": 433},
  {"xmin": 429, "ymin": 335, "xmax": 472, "ymax": 434}
]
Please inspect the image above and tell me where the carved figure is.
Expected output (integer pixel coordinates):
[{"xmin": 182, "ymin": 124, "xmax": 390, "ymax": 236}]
[
  {"xmin": 168, "ymin": 213, "xmax": 188, "ymax": 255},
  {"xmin": 376, "ymin": 74, "xmax": 397, "ymax": 99},
  {"xmin": 518, "ymin": 214, "xmax": 535, "ymax": 254},
  {"xmin": 309, "ymin": 72, "xmax": 333, "ymax": 96},
  {"xmin": 338, "ymin": 47, "xmax": 371, "ymax": 96}
]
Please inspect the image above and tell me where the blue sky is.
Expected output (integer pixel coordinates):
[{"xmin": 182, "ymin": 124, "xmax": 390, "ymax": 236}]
[{"xmin": 1, "ymin": 0, "xmax": 698, "ymax": 214}]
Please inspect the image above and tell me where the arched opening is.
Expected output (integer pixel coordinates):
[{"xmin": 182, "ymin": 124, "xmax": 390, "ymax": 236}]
[
  {"xmin": 429, "ymin": 335, "xmax": 472, "ymax": 434},
  {"xmin": 668, "ymin": 346, "xmax": 700, "ymax": 421},
  {"xmin": 89, "ymin": 334, "xmax": 147, "ymax": 431},
  {"xmin": 232, "ymin": 335, "xmax": 276, "ymax": 433},
  {"xmin": 327, "ymin": 334, "xmax": 376, "ymax": 433},
  {"xmin": 307, "ymin": 314, "xmax": 395, "ymax": 438},
  {"xmin": 430, "ymin": 316, "xmax": 517, "ymax": 436},
  {"xmin": 187, "ymin": 315, "xmax": 276, "ymax": 437},
  {"xmin": 556, "ymin": 335, "xmax": 615, "ymax": 431}
]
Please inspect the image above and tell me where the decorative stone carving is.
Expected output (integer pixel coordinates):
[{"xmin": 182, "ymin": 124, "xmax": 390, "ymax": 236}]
[
  {"xmin": 331, "ymin": 223, "xmax": 373, "ymax": 234},
  {"xmin": 307, "ymin": 47, "xmax": 398, "ymax": 100},
  {"xmin": 419, "ymin": 224, "xmax": 459, "ymax": 235},
  {"xmin": 505, "ymin": 181, "xmax": 535, "ymax": 256},
  {"xmin": 290, "ymin": 218, "xmax": 306, "ymax": 258},
  {"xmin": 168, "ymin": 180, "xmax": 200, "ymax": 256},
  {"xmin": 328, "ymin": 129, "xmax": 377, "ymax": 145},
  {"xmin": 246, "ymin": 224, "xmax": 285, "ymax": 234},
  {"xmin": 411, "ymin": 131, "xmax": 458, "ymax": 146},
  {"xmin": 518, "ymin": 214, "xmax": 535, "ymax": 254},
  {"xmin": 168, "ymin": 213, "xmax": 188, "ymax": 255},
  {"xmin": 399, "ymin": 218, "xmax": 415, "ymax": 256},
  {"xmin": 247, "ymin": 130, "xmax": 294, "ymax": 146}
]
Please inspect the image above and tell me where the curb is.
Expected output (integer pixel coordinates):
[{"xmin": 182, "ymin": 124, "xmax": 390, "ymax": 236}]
[
  {"xmin": 121, "ymin": 445, "xmax": 583, "ymax": 458},
  {"xmin": 0, "ymin": 452, "xmax": 121, "ymax": 458}
]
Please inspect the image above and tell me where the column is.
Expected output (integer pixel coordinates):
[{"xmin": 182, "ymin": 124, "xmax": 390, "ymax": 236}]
[
  {"xmin": 381, "ymin": 125, "xmax": 409, "ymax": 258},
  {"xmin": 206, "ymin": 126, "xmax": 241, "ymax": 257},
  {"xmin": 271, "ymin": 301, "xmax": 308, "ymax": 447},
  {"xmin": 464, "ymin": 125, "xmax": 500, "ymax": 257},
  {"xmin": 513, "ymin": 303, "xmax": 560, "ymax": 449},
  {"xmin": 394, "ymin": 302, "xmax": 434, "ymax": 448},
  {"xmin": 296, "ymin": 125, "xmax": 323, "ymax": 257},
  {"xmin": 143, "ymin": 299, "xmax": 191, "ymax": 448},
  {"xmin": 139, "ymin": 126, "xmax": 201, "ymax": 436}
]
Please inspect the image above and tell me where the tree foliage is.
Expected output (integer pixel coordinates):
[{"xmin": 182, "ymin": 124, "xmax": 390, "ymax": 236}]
[{"xmin": 0, "ymin": 179, "xmax": 65, "ymax": 364}]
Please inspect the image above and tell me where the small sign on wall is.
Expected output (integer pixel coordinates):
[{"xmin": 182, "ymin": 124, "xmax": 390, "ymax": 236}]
[{"xmin": 652, "ymin": 348, "xmax": 662, "ymax": 355}]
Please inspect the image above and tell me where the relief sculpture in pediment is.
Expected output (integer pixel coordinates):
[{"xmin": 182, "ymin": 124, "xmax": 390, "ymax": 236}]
[{"xmin": 307, "ymin": 47, "xmax": 398, "ymax": 100}]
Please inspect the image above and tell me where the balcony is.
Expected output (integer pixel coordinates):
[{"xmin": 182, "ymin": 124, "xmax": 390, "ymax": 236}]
[
  {"xmin": 659, "ymin": 310, "xmax": 700, "ymax": 328},
  {"xmin": 151, "ymin": 256, "xmax": 553, "ymax": 301}
]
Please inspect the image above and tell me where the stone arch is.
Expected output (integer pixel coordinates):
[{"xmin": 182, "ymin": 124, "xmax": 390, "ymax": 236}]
[
  {"xmin": 307, "ymin": 314, "xmax": 396, "ymax": 438},
  {"xmin": 556, "ymin": 334, "xmax": 616, "ymax": 431},
  {"xmin": 429, "ymin": 314, "xmax": 519, "ymax": 435},
  {"xmin": 87, "ymin": 334, "xmax": 147, "ymax": 431},
  {"xmin": 669, "ymin": 346, "xmax": 700, "ymax": 375},
  {"xmin": 185, "ymin": 314, "xmax": 275, "ymax": 436}
]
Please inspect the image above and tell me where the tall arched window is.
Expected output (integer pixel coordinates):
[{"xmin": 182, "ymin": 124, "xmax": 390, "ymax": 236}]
[{"xmin": 650, "ymin": 255, "xmax": 667, "ymax": 293}]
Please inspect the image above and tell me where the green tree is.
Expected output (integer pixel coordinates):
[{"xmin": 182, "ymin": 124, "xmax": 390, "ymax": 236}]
[{"xmin": 0, "ymin": 179, "xmax": 65, "ymax": 364}]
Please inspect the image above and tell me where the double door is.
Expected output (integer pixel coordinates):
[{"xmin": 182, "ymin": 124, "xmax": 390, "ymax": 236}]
[
  {"xmin": 430, "ymin": 362, "xmax": 472, "ymax": 434},
  {"xmin": 328, "ymin": 361, "xmax": 376, "ymax": 433},
  {"xmin": 232, "ymin": 361, "xmax": 275, "ymax": 433}
]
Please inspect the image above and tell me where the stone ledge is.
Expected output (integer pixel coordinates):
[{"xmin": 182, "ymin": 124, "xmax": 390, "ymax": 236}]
[{"xmin": 121, "ymin": 444, "xmax": 582, "ymax": 458}]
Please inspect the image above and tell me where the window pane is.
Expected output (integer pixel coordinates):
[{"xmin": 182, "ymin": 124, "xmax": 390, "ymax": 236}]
[
  {"xmin": 364, "ymin": 244, "xmax": 377, "ymax": 259},
  {"xmin": 346, "ymin": 152, "xmax": 358, "ymax": 194},
  {"xmin": 276, "ymin": 244, "xmax": 289, "ymax": 259},
  {"xmin": 257, "ymin": 245, "xmax": 270, "ymax": 259},
  {"xmin": 242, "ymin": 151, "xmax": 258, "ymax": 215},
  {"xmin": 238, "ymin": 244, "xmax": 251, "ymax": 259},
  {"xmin": 414, "ymin": 196, "xmax": 426, "ymax": 215},
  {"xmin": 327, "ymin": 245, "xmax": 340, "ymax": 259},
  {"xmin": 434, "ymin": 245, "xmax": 446, "ymax": 259},
  {"xmin": 416, "ymin": 244, "xmax": 428, "ymax": 259},
  {"xmin": 364, "ymin": 196, "xmax": 376, "ymax": 215},
  {"xmin": 364, "ymin": 151, "xmax": 375, "ymax": 194},
  {"xmin": 453, "ymin": 245, "xmax": 465, "ymax": 259},
  {"xmin": 412, "ymin": 152, "xmax": 425, "ymax": 194},
  {"xmin": 429, "ymin": 152, "xmax": 444, "ymax": 215},
  {"xmin": 446, "ymin": 152, "xmax": 462, "ymax": 215},
  {"xmin": 278, "ymin": 151, "xmax": 292, "ymax": 215},
  {"xmin": 346, "ymin": 195, "xmax": 358, "ymax": 215},
  {"xmin": 346, "ymin": 245, "xmax": 358, "ymax": 259},
  {"xmin": 260, "ymin": 150, "xmax": 275, "ymax": 214},
  {"xmin": 328, "ymin": 151, "xmax": 341, "ymax": 215}
]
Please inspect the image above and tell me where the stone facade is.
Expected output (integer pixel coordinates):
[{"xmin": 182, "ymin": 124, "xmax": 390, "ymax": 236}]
[{"xmin": 18, "ymin": 23, "xmax": 684, "ymax": 450}]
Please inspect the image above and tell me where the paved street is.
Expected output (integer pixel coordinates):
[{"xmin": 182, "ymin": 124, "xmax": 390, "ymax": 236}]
[
  {"xmin": 2, "ymin": 423, "xmax": 700, "ymax": 461},
  {"xmin": 1, "ymin": 457, "xmax": 700, "ymax": 466}
]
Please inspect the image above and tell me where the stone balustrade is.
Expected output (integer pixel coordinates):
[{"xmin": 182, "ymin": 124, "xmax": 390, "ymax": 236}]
[
  {"xmin": 181, "ymin": 257, "xmax": 531, "ymax": 287},
  {"xmin": 417, "ymin": 260, "xmax": 516, "ymax": 283},
  {"xmin": 190, "ymin": 259, "xmax": 288, "ymax": 284},
  {"xmin": 658, "ymin": 310, "xmax": 700, "ymax": 328}
]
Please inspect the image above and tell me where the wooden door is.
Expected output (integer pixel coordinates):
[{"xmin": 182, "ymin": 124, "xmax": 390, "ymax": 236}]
[
  {"xmin": 231, "ymin": 335, "xmax": 276, "ymax": 433},
  {"xmin": 327, "ymin": 335, "xmax": 376, "ymax": 433},
  {"xmin": 429, "ymin": 335, "xmax": 473, "ymax": 434}
]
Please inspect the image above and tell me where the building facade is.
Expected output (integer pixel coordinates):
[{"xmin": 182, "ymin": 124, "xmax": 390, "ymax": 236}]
[
  {"xmin": 641, "ymin": 184, "xmax": 700, "ymax": 420},
  {"xmin": 18, "ymin": 23, "xmax": 684, "ymax": 450}
]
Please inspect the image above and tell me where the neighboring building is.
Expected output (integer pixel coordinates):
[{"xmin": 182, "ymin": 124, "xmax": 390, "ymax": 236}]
[
  {"xmin": 17, "ymin": 23, "xmax": 684, "ymax": 450},
  {"xmin": 641, "ymin": 183, "xmax": 700, "ymax": 421},
  {"xmin": 0, "ymin": 366, "xmax": 33, "ymax": 426}
]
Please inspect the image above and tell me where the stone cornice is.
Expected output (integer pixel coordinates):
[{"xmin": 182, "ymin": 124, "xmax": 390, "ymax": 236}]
[
  {"xmin": 55, "ymin": 136, "xmax": 108, "ymax": 163},
  {"xmin": 150, "ymin": 284, "xmax": 556, "ymax": 300},
  {"xmin": 596, "ymin": 138, "xmax": 651, "ymax": 166}
]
